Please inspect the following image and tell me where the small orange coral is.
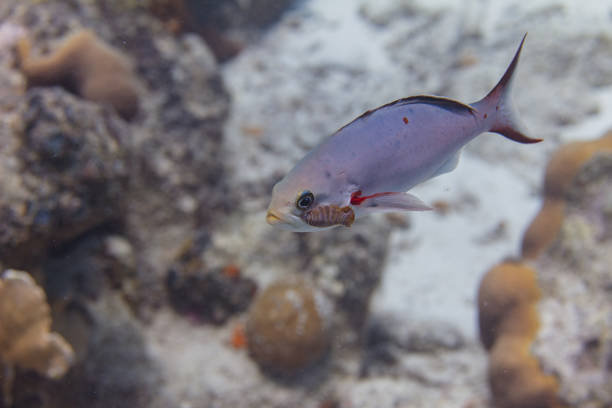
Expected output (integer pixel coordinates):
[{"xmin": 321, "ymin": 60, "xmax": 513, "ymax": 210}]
[
  {"xmin": 522, "ymin": 130, "xmax": 612, "ymax": 259},
  {"xmin": 229, "ymin": 323, "xmax": 247, "ymax": 349},
  {"xmin": 0, "ymin": 269, "xmax": 74, "ymax": 405},
  {"xmin": 0, "ymin": 270, "xmax": 74, "ymax": 378},
  {"xmin": 478, "ymin": 262, "xmax": 561, "ymax": 407},
  {"xmin": 222, "ymin": 264, "xmax": 241, "ymax": 279},
  {"xmin": 477, "ymin": 262, "xmax": 541, "ymax": 350},
  {"xmin": 479, "ymin": 130, "xmax": 612, "ymax": 408},
  {"xmin": 246, "ymin": 277, "xmax": 330, "ymax": 375},
  {"xmin": 489, "ymin": 336, "xmax": 560, "ymax": 408},
  {"xmin": 521, "ymin": 198, "xmax": 566, "ymax": 260},
  {"xmin": 18, "ymin": 30, "xmax": 140, "ymax": 120}
]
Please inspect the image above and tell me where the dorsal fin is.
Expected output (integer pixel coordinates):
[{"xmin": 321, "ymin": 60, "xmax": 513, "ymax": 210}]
[
  {"xmin": 335, "ymin": 95, "xmax": 477, "ymax": 134},
  {"xmin": 391, "ymin": 95, "xmax": 477, "ymax": 114},
  {"xmin": 351, "ymin": 95, "xmax": 476, "ymax": 123}
]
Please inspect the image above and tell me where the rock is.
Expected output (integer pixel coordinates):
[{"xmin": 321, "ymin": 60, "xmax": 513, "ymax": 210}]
[
  {"xmin": 166, "ymin": 234, "xmax": 258, "ymax": 324},
  {"xmin": 246, "ymin": 277, "xmax": 331, "ymax": 376},
  {"xmin": 42, "ymin": 231, "xmax": 140, "ymax": 313},
  {"xmin": 0, "ymin": 88, "xmax": 129, "ymax": 268},
  {"xmin": 148, "ymin": 0, "xmax": 297, "ymax": 61}
]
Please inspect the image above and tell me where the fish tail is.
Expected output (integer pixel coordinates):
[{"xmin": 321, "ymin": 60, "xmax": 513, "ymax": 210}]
[{"xmin": 477, "ymin": 33, "xmax": 542, "ymax": 144}]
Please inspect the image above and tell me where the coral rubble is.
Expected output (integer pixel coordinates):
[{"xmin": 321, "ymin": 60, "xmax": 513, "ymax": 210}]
[{"xmin": 166, "ymin": 235, "xmax": 257, "ymax": 324}]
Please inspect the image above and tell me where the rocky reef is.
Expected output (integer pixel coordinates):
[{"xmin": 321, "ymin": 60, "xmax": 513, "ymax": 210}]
[{"xmin": 1, "ymin": 0, "xmax": 612, "ymax": 407}]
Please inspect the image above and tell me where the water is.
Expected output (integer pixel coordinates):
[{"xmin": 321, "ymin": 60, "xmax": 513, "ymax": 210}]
[{"xmin": 0, "ymin": 0, "xmax": 611, "ymax": 407}]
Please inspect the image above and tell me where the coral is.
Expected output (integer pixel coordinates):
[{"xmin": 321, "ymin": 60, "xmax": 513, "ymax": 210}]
[
  {"xmin": 477, "ymin": 262, "xmax": 559, "ymax": 408},
  {"xmin": 481, "ymin": 130, "xmax": 612, "ymax": 408},
  {"xmin": 522, "ymin": 130, "xmax": 612, "ymax": 260},
  {"xmin": 18, "ymin": 29, "xmax": 140, "ymax": 120},
  {"xmin": 488, "ymin": 336, "xmax": 559, "ymax": 408},
  {"xmin": 521, "ymin": 198, "xmax": 566, "ymax": 260},
  {"xmin": 531, "ymin": 151, "xmax": 612, "ymax": 407},
  {"xmin": 477, "ymin": 262, "xmax": 541, "ymax": 350},
  {"xmin": 229, "ymin": 323, "xmax": 248, "ymax": 349},
  {"xmin": 0, "ymin": 269, "xmax": 74, "ymax": 405},
  {"xmin": 246, "ymin": 277, "xmax": 331, "ymax": 375}
]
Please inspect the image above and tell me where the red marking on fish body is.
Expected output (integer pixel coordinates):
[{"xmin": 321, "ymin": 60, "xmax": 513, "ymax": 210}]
[
  {"xmin": 402, "ymin": 117, "xmax": 409, "ymax": 124},
  {"xmin": 350, "ymin": 190, "xmax": 396, "ymax": 206}
]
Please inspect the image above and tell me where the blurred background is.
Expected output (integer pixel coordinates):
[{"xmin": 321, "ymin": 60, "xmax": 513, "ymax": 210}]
[{"xmin": 0, "ymin": 0, "xmax": 610, "ymax": 407}]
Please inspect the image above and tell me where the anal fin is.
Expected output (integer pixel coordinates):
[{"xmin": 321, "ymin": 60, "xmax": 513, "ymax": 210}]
[
  {"xmin": 432, "ymin": 150, "xmax": 461, "ymax": 178},
  {"xmin": 352, "ymin": 191, "xmax": 432, "ymax": 213}
]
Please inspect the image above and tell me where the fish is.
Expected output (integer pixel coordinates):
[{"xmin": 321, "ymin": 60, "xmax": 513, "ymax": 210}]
[{"xmin": 266, "ymin": 34, "xmax": 540, "ymax": 232}]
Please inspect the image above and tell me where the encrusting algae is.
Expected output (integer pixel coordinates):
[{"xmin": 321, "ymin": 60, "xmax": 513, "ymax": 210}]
[{"xmin": 17, "ymin": 30, "xmax": 140, "ymax": 120}]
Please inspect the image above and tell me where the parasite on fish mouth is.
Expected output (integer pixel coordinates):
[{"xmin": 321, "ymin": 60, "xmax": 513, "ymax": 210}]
[{"xmin": 303, "ymin": 205, "xmax": 355, "ymax": 228}]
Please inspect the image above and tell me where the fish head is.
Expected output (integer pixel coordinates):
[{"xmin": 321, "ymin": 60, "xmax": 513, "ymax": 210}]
[{"xmin": 266, "ymin": 170, "xmax": 350, "ymax": 232}]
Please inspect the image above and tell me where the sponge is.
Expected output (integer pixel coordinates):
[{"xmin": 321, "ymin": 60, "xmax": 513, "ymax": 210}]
[{"xmin": 18, "ymin": 30, "xmax": 140, "ymax": 120}]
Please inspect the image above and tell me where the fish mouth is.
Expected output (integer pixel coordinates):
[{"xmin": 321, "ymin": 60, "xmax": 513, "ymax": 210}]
[{"xmin": 266, "ymin": 210, "xmax": 285, "ymax": 225}]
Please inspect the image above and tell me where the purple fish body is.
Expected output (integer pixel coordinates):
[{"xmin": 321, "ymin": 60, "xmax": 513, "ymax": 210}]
[
  {"xmin": 266, "ymin": 35, "xmax": 540, "ymax": 232},
  {"xmin": 295, "ymin": 97, "xmax": 482, "ymax": 197}
]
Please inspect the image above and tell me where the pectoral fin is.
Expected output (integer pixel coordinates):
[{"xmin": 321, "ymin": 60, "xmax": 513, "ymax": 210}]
[
  {"xmin": 351, "ymin": 191, "xmax": 432, "ymax": 213},
  {"xmin": 432, "ymin": 150, "xmax": 461, "ymax": 178}
]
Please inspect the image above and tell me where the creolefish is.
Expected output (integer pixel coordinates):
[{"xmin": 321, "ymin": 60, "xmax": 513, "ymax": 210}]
[{"xmin": 266, "ymin": 34, "xmax": 540, "ymax": 232}]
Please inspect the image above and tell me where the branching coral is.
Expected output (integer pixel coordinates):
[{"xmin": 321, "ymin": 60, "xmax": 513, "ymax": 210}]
[
  {"xmin": 18, "ymin": 30, "xmax": 140, "ymax": 120},
  {"xmin": 0, "ymin": 269, "xmax": 74, "ymax": 404}
]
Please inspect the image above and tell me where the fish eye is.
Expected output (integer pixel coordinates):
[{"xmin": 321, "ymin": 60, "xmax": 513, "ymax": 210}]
[{"xmin": 296, "ymin": 190, "xmax": 315, "ymax": 210}]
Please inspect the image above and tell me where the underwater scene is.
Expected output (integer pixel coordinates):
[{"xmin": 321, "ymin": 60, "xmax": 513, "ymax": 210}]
[{"xmin": 0, "ymin": 0, "xmax": 611, "ymax": 407}]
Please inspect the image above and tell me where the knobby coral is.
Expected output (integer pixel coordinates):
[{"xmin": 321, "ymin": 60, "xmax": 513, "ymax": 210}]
[
  {"xmin": 522, "ymin": 131, "xmax": 612, "ymax": 259},
  {"xmin": 478, "ymin": 262, "xmax": 560, "ymax": 408},
  {"xmin": 0, "ymin": 269, "xmax": 74, "ymax": 404},
  {"xmin": 246, "ymin": 277, "xmax": 331, "ymax": 375},
  {"xmin": 18, "ymin": 29, "xmax": 140, "ymax": 120},
  {"xmin": 479, "ymin": 130, "xmax": 612, "ymax": 408}
]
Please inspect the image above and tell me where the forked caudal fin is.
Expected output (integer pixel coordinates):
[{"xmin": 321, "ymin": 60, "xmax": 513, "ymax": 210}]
[{"xmin": 475, "ymin": 33, "xmax": 542, "ymax": 144}]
